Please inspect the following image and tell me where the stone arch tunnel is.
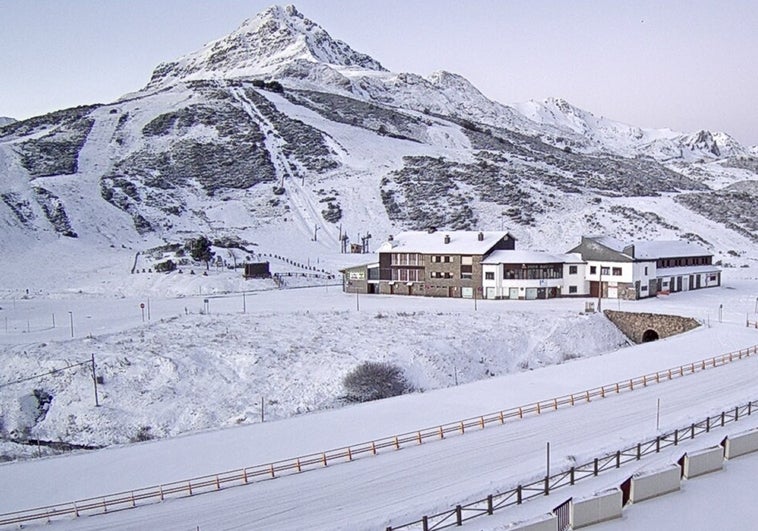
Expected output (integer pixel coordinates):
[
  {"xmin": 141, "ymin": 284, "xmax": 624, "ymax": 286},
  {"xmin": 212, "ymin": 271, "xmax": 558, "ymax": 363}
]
[{"xmin": 604, "ymin": 310, "xmax": 700, "ymax": 344}]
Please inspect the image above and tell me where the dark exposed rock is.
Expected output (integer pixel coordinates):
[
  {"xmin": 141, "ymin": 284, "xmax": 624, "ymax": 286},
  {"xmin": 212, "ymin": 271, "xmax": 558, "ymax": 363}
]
[{"xmin": 33, "ymin": 188, "xmax": 77, "ymax": 237}]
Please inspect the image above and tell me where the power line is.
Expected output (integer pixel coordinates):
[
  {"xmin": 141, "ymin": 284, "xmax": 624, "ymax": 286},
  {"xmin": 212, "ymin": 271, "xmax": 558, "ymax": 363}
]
[{"xmin": 0, "ymin": 360, "xmax": 92, "ymax": 389}]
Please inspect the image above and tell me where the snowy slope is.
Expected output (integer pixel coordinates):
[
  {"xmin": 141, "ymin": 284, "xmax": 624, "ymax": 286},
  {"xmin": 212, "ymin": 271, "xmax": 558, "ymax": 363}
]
[{"xmin": 0, "ymin": 3, "xmax": 756, "ymax": 276}]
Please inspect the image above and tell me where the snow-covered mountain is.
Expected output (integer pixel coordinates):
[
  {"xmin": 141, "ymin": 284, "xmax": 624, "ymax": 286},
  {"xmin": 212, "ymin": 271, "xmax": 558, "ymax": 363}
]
[{"xmin": 0, "ymin": 3, "xmax": 755, "ymax": 271}]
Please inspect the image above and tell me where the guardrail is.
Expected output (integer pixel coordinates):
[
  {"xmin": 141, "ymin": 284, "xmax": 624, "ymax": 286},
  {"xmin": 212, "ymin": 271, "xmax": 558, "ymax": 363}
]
[
  {"xmin": 0, "ymin": 344, "xmax": 756, "ymax": 528},
  {"xmin": 386, "ymin": 399, "xmax": 758, "ymax": 531}
]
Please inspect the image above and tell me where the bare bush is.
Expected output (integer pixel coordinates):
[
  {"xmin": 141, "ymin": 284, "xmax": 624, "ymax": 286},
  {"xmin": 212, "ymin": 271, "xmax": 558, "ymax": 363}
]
[{"xmin": 343, "ymin": 361, "xmax": 411, "ymax": 403}]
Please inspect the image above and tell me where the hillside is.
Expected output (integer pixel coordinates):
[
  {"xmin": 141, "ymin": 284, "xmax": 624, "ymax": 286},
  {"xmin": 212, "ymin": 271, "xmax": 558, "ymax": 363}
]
[{"xmin": 0, "ymin": 4, "xmax": 755, "ymax": 282}]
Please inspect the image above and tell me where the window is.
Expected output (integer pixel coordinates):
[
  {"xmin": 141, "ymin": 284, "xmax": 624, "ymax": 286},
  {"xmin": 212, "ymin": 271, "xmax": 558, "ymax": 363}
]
[
  {"xmin": 601, "ymin": 267, "xmax": 610, "ymax": 276},
  {"xmin": 569, "ymin": 286, "xmax": 578, "ymax": 294},
  {"xmin": 392, "ymin": 268, "xmax": 423, "ymax": 282},
  {"xmin": 590, "ymin": 266, "xmax": 597, "ymax": 274},
  {"xmin": 612, "ymin": 267, "xmax": 622, "ymax": 276},
  {"xmin": 644, "ymin": 266, "xmax": 648, "ymax": 275},
  {"xmin": 569, "ymin": 265, "xmax": 578, "ymax": 275},
  {"xmin": 429, "ymin": 271, "xmax": 453, "ymax": 280},
  {"xmin": 485, "ymin": 272, "xmax": 495, "ymax": 280},
  {"xmin": 461, "ymin": 272, "xmax": 472, "ymax": 279},
  {"xmin": 503, "ymin": 264, "xmax": 562, "ymax": 280},
  {"xmin": 461, "ymin": 256, "xmax": 473, "ymax": 265}
]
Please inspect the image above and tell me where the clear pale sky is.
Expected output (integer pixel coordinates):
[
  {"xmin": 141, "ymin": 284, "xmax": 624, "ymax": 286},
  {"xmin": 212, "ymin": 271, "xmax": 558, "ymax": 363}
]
[{"xmin": 2, "ymin": 0, "xmax": 756, "ymax": 145}]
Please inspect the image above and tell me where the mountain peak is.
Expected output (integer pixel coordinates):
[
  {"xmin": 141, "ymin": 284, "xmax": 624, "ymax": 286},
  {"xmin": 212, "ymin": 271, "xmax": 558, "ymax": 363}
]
[{"xmin": 147, "ymin": 4, "xmax": 385, "ymax": 88}]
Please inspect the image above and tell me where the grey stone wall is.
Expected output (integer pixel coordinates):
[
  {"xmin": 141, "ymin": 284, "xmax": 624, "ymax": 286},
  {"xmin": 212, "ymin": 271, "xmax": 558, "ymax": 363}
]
[{"xmin": 604, "ymin": 310, "xmax": 700, "ymax": 344}]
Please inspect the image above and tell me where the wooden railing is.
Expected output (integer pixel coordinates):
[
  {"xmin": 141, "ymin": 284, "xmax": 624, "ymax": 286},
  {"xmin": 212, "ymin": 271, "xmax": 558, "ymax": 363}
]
[
  {"xmin": 387, "ymin": 399, "xmax": 758, "ymax": 531},
  {"xmin": 0, "ymin": 344, "xmax": 756, "ymax": 528}
]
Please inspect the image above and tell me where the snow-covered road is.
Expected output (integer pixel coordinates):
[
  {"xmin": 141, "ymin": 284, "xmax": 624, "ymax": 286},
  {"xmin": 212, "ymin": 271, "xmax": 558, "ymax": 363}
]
[{"xmin": 3, "ymin": 323, "xmax": 757, "ymax": 530}]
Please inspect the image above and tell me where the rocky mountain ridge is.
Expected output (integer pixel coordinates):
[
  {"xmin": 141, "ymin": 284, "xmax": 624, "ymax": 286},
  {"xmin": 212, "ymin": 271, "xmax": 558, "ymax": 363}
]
[{"xmin": 0, "ymin": 4, "xmax": 755, "ymax": 269}]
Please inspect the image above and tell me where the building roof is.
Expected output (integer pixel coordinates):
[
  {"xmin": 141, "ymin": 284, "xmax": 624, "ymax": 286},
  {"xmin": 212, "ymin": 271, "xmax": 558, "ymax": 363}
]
[
  {"xmin": 570, "ymin": 236, "xmax": 712, "ymax": 262},
  {"xmin": 482, "ymin": 250, "xmax": 585, "ymax": 265},
  {"xmin": 629, "ymin": 240, "xmax": 710, "ymax": 259},
  {"xmin": 377, "ymin": 231, "xmax": 514, "ymax": 255},
  {"xmin": 568, "ymin": 236, "xmax": 633, "ymax": 262}
]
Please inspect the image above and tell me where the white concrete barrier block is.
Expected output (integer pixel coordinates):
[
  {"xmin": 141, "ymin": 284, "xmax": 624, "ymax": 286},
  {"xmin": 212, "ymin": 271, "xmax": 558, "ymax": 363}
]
[
  {"xmin": 724, "ymin": 428, "xmax": 758, "ymax": 459},
  {"xmin": 683, "ymin": 446, "xmax": 724, "ymax": 478},
  {"xmin": 630, "ymin": 463, "xmax": 680, "ymax": 503},
  {"xmin": 507, "ymin": 512, "xmax": 557, "ymax": 531},
  {"xmin": 571, "ymin": 488, "xmax": 622, "ymax": 529}
]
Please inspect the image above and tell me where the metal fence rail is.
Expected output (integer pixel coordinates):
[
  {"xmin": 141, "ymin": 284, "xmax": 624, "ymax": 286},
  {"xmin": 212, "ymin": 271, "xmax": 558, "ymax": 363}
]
[
  {"xmin": 0, "ymin": 344, "xmax": 756, "ymax": 528},
  {"xmin": 386, "ymin": 399, "xmax": 758, "ymax": 531}
]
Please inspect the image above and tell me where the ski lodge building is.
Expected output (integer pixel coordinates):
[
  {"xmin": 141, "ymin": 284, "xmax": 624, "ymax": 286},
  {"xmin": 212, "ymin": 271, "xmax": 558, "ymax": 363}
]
[{"xmin": 341, "ymin": 231, "xmax": 720, "ymax": 300}]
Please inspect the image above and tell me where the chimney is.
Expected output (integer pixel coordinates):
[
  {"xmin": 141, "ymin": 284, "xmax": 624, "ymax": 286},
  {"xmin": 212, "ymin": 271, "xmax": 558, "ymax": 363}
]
[
  {"xmin": 477, "ymin": 231, "xmax": 484, "ymax": 241},
  {"xmin": 444, "ymin": 234, "xmax": 451, "ymax": 244}
]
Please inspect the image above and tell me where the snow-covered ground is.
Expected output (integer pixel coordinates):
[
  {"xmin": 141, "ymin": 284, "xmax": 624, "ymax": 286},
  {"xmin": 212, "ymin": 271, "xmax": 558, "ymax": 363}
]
[{"xmin": 0, "ymin": 254, "xmax": 756, "ymax": 528}]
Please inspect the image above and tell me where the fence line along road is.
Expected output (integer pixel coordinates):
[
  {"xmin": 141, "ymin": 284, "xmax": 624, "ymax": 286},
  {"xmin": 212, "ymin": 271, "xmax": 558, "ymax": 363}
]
[
  {"xmin": 386, "ymin": 399, "xmax": 758, "ymax": 531},
  {"xmin": 0, "ymin": 344, "xmax": 756, "ymax": 528}
]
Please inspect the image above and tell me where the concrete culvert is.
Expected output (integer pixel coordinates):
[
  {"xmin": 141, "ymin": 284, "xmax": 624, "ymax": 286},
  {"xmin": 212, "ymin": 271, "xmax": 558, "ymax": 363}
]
[{"xmin": 642, "ymin": 329, "xmax": 660, "ymax": 342}]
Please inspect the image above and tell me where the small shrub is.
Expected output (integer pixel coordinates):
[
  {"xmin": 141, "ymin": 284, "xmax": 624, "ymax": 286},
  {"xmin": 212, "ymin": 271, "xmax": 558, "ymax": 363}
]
[
  {"xmin": 154, "ymin": 259, "xmax": 176, "ymax": 273},
  {"xmin": 343, "ymin": 361, "xmax": 411, "ymax": 403},
  {"xmin": 131, "ymin": 426, "xmax": 154, "ymax": 443}
]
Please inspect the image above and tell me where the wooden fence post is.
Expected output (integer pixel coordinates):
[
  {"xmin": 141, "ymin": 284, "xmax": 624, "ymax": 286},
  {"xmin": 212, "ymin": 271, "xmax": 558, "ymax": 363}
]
[
  {"xmin": 455, "ymin": 505, "xmax": 463, "ymax": 525},
  {"xmin": 487, "ymin": 494, "xmax": 493, "ymax": 515}
]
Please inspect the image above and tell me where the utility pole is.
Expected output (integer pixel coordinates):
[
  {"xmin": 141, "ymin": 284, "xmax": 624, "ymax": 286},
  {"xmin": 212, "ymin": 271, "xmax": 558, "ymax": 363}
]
[
  {"xmin": 597, "ymin": 266, "xmax": 603, "ymax": 312},
  {"xmin": 656, "ymin": 398, "xmax": 661, "ymax": 430},
  {"xmin": 68, "ymin": 311, "xmax": 74, "ymax": 338},
  {"xmin": 91, "ymin": 353, "xmax": 100, "ymax": 407}
]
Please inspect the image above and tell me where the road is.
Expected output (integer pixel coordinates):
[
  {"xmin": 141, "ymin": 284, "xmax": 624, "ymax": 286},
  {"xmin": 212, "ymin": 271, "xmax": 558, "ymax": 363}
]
[{"xmin": 36, "ymin": 338, "xmax": 758, "ymax": 531}]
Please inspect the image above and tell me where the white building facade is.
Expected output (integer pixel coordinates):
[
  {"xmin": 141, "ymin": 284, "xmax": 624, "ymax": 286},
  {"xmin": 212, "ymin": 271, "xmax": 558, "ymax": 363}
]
[{"xmin": 481, "ymin": 251, "xmax": 588, "ymax": 300}]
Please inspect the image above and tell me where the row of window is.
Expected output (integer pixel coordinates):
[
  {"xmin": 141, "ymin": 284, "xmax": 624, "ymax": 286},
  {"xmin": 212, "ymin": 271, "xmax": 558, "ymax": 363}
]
[
  {"xmin": 392, "ymin": 254, "xmax": 477, "ymax": 265},
  {"xmin": 393, "ymin": 269, "xmax": 474, "ymax": 281},
  {"xmin": 589, "ymin": 266, "xmax": 624, "ymax": 276},
  {"xmin": 391, "ymin": 253, "xmax": 424, "ymax": 266},
  {"xmin": 503, "ymin": 264, "xmax": 563, "ymax": 280},
  {"xmin": 657, "ymin": 256, "xmax": 711, "ymax": 268}
]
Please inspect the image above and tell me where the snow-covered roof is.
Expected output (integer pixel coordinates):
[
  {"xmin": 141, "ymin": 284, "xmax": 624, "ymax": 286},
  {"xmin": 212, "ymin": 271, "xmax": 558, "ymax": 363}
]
[
  {"xmin": 482, "ymin": 250, "xmax": 584, "ymax": 265},
  {"xmin": 378, "ymin": 231, "xmax": 513, "ymax": 255},
  {"xmin": 577, "ymin": 236, "xmax": 711, "ymax": 261},
  {"xmin": 630, "ymin": 240, "xmax": 710, "ymax": 259},
  {"xmin": 587, "ymin": 235, "xmax": 627, "ymax": 252}
]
